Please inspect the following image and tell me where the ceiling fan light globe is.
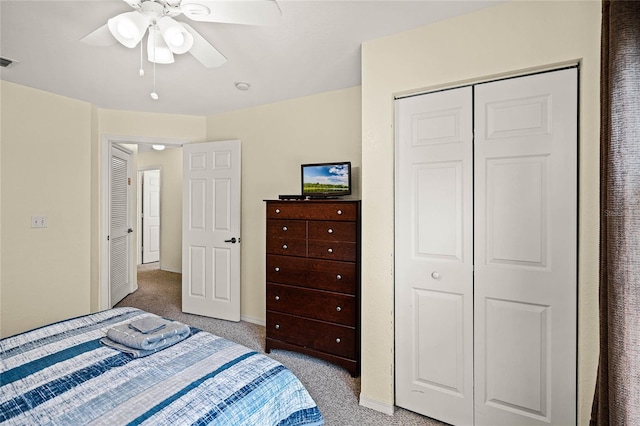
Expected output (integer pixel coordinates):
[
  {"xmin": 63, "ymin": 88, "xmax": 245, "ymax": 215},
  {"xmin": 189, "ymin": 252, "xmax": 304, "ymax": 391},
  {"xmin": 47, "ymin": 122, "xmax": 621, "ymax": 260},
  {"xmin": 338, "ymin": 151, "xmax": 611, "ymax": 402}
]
[
  {"xmin": 107, "ymin": 12, "xmax": 148, "ymax": 48},
  {"xmin": 147, "ymin": 28, "xmax": 175, "ymax": 64},
  {"xmin": 171, "ymin": 33, "xmax": 185, "ymax": 48},
  {"xmin": 157, "ymin": 17, "xmax": 194, "ymax": 54},
  {"xmin": 117, "ymin": 23, "xmax": 134, "ymax": 40}
]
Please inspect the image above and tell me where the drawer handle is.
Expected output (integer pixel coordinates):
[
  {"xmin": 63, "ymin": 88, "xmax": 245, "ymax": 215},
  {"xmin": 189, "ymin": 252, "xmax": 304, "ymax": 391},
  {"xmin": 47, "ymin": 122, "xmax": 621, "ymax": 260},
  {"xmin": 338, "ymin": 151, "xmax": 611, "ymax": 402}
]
[
  {"xmin": 336, "ymin": 274, "xmax": 342, "ymax": 280},
  {"xmin": 336, "ymin": 306, "xmax": 342, "ymax": 312},
  {"xmin": 327, "ymin": 248, "xmax": 333, "ymax": 254},
  {"xmin": 275, "ymin": 267, "xmax": 280, "ymax": 272},
  {"xmin": 275, "ymin": 324, "xmax": 280, "ymax": 330},
  {"xmin": 337, "ymin": 209, "xmax": 343, "ymax": 215},
  {"xmin": 335, "ymin": 338, "xmax": 341, "ymax": 344},
  {"xmin": 275, "ymin": 208, "xmax": 281, "ymax": 214},
  {"xmin": 327, "ymin": 228, "xmax": 334, "ymax": 234},
  {"xmin": 282, "ymin": 226, "xmax": 288, "ymax": 231},
  {"xmin": 282, "ymin": 244, "xmax": 288, "ymax": 250},
  {"xmin": 431, "ymin": 271, "xmax": 440, "ymax": 280},
  {"xmin": 275, "ymin": 295, "xmax": 280, "ymax": 301}
]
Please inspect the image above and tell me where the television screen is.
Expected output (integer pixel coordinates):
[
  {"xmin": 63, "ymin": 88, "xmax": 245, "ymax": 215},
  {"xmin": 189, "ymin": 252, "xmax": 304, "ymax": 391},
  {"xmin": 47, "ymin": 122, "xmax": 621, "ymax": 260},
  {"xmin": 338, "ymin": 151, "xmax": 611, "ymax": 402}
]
[{"xmin": 301, "ymin": 162, "xmax": 351, "ymax": 198}]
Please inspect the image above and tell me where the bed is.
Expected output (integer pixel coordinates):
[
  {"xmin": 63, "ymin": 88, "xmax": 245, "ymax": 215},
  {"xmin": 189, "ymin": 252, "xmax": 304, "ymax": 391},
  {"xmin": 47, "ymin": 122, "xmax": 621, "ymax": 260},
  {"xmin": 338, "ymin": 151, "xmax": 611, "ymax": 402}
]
[{"xmin": 0, "ymin": 307, "xmax": 324, "ymax": 425}]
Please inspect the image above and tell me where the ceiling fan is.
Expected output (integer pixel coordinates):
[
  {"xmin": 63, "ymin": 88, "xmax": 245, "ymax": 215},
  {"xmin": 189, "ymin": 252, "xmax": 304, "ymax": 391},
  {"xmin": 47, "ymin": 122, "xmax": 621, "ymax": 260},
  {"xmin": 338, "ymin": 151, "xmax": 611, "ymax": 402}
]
[{"xmin": 81, "ymin": 0, "xmax": 281, "ymax": 68}]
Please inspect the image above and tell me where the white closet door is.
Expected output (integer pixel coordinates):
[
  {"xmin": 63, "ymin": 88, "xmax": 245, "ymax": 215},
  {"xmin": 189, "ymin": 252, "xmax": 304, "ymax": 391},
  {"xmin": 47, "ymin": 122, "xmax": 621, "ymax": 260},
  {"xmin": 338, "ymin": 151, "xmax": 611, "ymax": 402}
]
[
  {"xmin": 395, "ymin": 87, "xmax": 474, "ymax": 425},
  {"xmin": 110, "ymin": 146, "xmax": 132, "ymax": 306},
  {"xmin": 474, "ymin": 68, "xmax": 577, "ymax": 426}
]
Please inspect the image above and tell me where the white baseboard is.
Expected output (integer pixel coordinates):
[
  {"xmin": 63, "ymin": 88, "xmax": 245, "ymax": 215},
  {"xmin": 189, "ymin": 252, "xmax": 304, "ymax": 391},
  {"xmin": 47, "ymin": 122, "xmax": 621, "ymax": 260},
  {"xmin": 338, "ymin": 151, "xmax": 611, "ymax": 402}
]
[
  {"xmin": 241, "ymin": 314, "xmax": 265, "ymax": 326},
  {"xmin": 359, "ymin": 394, "xmax": 395, "ymax": 416},
  {"xmin": 160, "ymin": 266, "xmax": 182, "ymax": 273}
]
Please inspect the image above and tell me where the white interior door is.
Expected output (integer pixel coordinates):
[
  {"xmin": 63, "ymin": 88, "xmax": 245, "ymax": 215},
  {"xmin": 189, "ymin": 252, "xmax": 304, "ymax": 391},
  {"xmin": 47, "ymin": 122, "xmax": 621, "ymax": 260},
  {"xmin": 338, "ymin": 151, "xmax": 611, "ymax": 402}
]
[
  {"xmin": 110, "ymin": 145, "xmax": 133, "ymax": 306},
  {"xmin": 182, "ymin": 140, "xmax": 241, "ymax": 322},
  {"xmin": 142, "ymin": 169, "xmax": 161, "ymax": 264},
  {"xmin": 474, "ymin": 68, "xmax": 577, "ymax": 426},
  {"xmin": 395, "ymin": 87, "xmax": 474, "ymax": 426}
]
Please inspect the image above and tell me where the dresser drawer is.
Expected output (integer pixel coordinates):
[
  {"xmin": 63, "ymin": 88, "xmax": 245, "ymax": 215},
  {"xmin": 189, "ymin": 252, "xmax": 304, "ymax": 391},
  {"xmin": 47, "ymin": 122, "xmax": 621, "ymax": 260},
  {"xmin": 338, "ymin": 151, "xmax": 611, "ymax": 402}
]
[
  {"xmin": 307, "ymin": 221, "xmax": 356, "ymax": 242},
  {"xmin": 267, "ymin": 311, "xmax": 356, "ymax": 359},
  {"xmin": 308, "ymin": 240, "xmax": 356, "ymax": 262},
  {"xmin": 266, "ymin": 202, "xmax": 357, "ymax": 221},
  {"xmin": 265, "ymin": 238, "xmax": 306, "ymax": 257},
  {"xmin": 266, "ymin": 283, "xmax": 356, "ymax": 326},
  {"xmin": 267, "ymin": 255, "xmax": 356, "ymax": 294},
  {"xmin": 266, "ymin": 219, "xmax": 306, "ymax": 239}
]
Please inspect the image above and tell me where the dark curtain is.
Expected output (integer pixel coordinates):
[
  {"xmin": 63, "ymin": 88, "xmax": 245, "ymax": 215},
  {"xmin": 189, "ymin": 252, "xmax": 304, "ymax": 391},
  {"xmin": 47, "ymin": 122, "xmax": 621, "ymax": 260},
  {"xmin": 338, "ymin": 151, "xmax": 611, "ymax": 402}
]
[{"xmin": 591, "ymin": 0, "xmax": 640, "ymax": 424}]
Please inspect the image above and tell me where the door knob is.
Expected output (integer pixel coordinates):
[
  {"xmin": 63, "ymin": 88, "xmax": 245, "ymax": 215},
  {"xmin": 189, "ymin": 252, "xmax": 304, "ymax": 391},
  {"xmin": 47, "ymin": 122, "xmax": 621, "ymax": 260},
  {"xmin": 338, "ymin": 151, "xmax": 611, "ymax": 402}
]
[
  {"xmin": 127, "ymin": 228, "xmax": 133, "ymax": 233},
  {"xmin": 224, "ymin": 237, "xmax": 237, "ymax": 243}
]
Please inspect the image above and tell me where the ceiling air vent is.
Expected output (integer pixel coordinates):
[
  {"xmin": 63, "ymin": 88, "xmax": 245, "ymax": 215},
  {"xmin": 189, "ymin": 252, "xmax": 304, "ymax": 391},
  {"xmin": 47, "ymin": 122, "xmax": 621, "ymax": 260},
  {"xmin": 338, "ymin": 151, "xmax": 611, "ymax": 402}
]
[{"xmin": 1, "ymin": 57, "xmax": 15, "ymax": 68}]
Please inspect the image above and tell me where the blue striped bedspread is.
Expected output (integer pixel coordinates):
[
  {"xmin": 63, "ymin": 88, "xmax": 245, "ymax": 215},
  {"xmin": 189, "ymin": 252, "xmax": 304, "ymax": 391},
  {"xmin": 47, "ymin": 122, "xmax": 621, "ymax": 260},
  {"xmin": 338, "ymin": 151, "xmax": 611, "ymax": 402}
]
[{"xmin": 0, "ymin": 308, "xmax": 324, "ymax": 425}]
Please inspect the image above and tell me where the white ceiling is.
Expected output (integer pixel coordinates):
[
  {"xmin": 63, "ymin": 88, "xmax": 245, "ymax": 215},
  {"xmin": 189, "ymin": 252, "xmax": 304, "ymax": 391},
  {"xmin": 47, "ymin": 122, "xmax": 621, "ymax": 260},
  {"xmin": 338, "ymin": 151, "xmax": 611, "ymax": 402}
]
[{"xmin": 0, "ymin": 0, "xmax": 500, "ymax": 116}]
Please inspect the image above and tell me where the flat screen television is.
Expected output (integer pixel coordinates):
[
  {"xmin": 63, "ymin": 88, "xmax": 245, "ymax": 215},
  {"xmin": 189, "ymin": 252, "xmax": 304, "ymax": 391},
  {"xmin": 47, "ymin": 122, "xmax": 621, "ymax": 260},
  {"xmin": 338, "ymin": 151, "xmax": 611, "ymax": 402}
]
[{"xmin": 301, "ymin": 161, "xmax": 351, "ymax": 198}]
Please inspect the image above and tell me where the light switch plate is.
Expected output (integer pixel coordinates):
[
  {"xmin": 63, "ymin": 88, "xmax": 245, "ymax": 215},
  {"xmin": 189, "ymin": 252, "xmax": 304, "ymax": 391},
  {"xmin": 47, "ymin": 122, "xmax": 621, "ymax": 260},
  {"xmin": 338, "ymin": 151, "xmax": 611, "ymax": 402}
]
[{"xmin": 31, "ymin": 216, "xmax": 48, "ymax": 228}]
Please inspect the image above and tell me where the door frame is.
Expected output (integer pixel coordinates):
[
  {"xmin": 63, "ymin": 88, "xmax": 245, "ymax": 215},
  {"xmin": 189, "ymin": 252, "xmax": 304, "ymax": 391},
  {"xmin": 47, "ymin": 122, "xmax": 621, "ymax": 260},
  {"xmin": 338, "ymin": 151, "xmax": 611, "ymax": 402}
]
[{"xmin": 100, "ymin": 134, "xmax": 187, "ymax": 310}]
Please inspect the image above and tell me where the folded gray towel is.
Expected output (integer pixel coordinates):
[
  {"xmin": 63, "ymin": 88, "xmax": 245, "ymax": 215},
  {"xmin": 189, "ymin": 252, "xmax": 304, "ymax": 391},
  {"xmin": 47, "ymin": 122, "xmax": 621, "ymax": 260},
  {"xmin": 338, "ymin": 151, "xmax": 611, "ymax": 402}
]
[
  {"xmin": 100, "ymin": 337, "xmax": 157, "ymax": 358},
  {"xmin": 104, "ymin": 317, "xmax": 190, "ymax": 352},
  {"xmin": 128, "ymin": 317, "xmax": 167, "ymax": 334}
]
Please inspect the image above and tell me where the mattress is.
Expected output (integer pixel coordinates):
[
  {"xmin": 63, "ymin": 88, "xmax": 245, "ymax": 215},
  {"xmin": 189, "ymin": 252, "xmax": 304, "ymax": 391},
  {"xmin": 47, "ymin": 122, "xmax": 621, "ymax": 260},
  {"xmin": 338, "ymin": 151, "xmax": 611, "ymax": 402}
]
[{"xmin": 0, "ymin": 307, "xmax": 324, "ymax": 425}]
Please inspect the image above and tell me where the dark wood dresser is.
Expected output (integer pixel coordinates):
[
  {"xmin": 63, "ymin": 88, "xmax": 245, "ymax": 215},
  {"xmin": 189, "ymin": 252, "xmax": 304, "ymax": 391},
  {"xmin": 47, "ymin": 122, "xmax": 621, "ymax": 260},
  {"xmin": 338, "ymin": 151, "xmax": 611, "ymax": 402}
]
[{"xmin": 264, "ymin": 200, "xmax": 361, "ymax": 377}]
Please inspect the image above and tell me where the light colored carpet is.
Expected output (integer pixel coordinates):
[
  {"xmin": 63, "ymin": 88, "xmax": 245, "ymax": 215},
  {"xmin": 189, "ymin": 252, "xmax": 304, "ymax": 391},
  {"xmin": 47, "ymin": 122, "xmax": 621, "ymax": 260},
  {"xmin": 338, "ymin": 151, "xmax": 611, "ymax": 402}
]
[{"xmin": 116, "ymin": 263, "xmax": 447, "ymax": 426}]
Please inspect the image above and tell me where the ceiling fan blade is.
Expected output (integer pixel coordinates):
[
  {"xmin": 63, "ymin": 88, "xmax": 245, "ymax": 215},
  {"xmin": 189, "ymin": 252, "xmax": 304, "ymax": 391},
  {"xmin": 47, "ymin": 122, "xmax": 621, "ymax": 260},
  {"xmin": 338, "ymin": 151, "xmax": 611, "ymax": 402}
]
[
  {"xmin": 181, "ymin": 0, "xmax": 282, "ymax": 26},
  {"xmin": 80, "ymin": 24, "xmax": 116, "ymax": 46},
  {"xmin": 181, "ymin": 23, "xmax": 227, "ymax": 68}
]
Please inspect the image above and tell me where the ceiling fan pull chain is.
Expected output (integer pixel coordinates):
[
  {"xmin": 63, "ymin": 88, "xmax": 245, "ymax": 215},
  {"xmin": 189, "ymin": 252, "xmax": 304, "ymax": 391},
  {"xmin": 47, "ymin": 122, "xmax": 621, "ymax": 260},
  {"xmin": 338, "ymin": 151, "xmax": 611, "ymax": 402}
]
[{"xmin": 151, "ymin": 36, "xmax": 159, "ymax": 100}]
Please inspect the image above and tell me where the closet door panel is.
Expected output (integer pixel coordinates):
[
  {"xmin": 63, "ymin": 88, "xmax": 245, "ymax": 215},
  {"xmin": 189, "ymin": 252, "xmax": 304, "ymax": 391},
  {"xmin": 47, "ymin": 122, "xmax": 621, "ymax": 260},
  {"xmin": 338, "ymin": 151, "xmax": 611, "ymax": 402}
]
[
  {"xmin": 474, "ymin": 69, "xmax": 577, "ymax": 426},
  {"xmin": 485, "ymin": 156, "xmax": 548, "ymax": 267},
  {"xmin": 395, "ymin": 87, "xmax": 474, "ymax": 426}
]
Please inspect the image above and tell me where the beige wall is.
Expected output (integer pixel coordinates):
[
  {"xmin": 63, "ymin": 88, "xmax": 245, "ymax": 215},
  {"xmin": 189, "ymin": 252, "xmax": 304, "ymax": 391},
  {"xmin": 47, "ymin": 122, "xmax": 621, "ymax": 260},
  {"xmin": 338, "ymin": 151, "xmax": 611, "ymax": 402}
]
[
  {"xmin": 0, "ymin": 83, "xmax": 360, "ymax": 334},
  {"xmin": 137, "ymin": 148, "xmax": 183, "ymax": 272},
  {"xmin": 0, "ymin": 86, "xmax": 207, "ymax": 335},
  {"xmin": 206, "ymin": 86, "xmax": 362, "ymax": 323},
  {"xmin": 98, "ymin": 109, "xmax": 206, "ymax": 142},
  {"xmin": 360, "ymin": 0, "xmax": 601, "ymax": 423},
  {"xmin": 1, "ymin": 81, "xmax": 93, "ymax": 336}
]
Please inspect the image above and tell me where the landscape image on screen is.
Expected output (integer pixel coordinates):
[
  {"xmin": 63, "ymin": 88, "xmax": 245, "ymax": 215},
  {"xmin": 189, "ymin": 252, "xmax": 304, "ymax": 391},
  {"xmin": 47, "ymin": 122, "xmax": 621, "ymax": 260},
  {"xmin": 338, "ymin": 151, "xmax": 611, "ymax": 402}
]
[{"xmin": 303, "ymin": 163, "xmax": 350, "ymax": 194}]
